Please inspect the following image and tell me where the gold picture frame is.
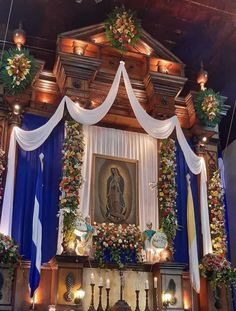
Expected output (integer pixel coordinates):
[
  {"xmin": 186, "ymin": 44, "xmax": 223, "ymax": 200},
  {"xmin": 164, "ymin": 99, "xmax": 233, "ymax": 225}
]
[{"xmin": 91, "ymin": 154, "xmax": 139, "ymax": 225}]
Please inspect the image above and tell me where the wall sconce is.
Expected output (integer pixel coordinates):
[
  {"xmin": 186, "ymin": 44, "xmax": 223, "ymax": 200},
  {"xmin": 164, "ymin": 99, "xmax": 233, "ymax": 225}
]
[
  {"xmin": 197, "ymin": 61, "xmax": 208, "ymax": 91},
  {"xmin": 157, "ymin": 61, "xmax": 170, "ymax": 74},
  {"xmin": 13, "ymin": 22, "xmax": 26, "ymax": 50},
  {"xmin": 74, "ymin": 288, "xmax": 85, "ymax": 310},
  {"xmin": 73, "ymin": 41, "xmax": 88, "ymax": 56}
]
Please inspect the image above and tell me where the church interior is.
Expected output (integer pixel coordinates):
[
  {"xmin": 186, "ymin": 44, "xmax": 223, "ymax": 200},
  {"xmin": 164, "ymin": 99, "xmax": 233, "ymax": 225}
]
[{"xmin": 0, "ymin": 0, "xmax": 236, "ymax": 310}]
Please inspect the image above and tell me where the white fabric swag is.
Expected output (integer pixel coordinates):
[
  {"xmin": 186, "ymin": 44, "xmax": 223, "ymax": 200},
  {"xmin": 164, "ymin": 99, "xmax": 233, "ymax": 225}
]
[{"xmin": 0, "ymin": 61, "xmax": 212, "ymax": 255}]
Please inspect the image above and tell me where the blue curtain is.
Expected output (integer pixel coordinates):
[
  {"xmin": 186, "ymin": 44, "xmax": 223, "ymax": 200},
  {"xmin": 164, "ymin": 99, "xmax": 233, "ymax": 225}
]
[
  {"xmin": 12, "ymin": 114, "xmax": 64, "ymax": 263},
  {"xmin": 174, "ymin": 141, "xmax": 200, "ymax": 263}
]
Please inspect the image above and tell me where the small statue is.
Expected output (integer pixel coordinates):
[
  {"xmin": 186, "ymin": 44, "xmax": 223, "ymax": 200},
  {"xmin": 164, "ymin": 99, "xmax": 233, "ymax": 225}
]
[
  {"xmin": 74, "ymin": 214, "xmax": 95, "ymax": 257},
  {"xmin": 143, "ymin": 221, "xmax": 156, "ymax": 250}
]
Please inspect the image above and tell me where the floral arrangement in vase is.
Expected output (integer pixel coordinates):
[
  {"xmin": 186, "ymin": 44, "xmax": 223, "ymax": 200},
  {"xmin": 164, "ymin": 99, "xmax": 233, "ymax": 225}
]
[
  {"xmin": 94, "ymin": 223, "xmax": 143, "ymax": 267},
  {"xmin": 0, "ymin": 48, "xmax": 36, "ymax": 95},
  {"xmin": 104, "ymin": 6, "xmax": 141, "ymax": 52},
  {"xmin": 0, "ymin": 233, "xmax": 20, "ymax": 265},
  {"xmin": 208, "ymin": 170, "xmax": 227, "ymax": 255},
  {"xmin": 199, "ymin": 253, "xmax": 236, "ymax": 289},
  {"xmin": 58, "ymin": 120, "xmax": 84, "ymax": 253},
  {"xmin": 151, "ymin": 139, "xmax": 177, "ymax": 253}
]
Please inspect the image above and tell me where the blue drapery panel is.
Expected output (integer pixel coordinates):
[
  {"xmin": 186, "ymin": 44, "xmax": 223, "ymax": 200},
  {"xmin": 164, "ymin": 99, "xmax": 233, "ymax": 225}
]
[
  {"xmin": 12, "ymin": 114, "xmax": 64, "ymax": 263},
  {"xmin": 174, "ymin": 141, "xmax": 200, "ymax": 263}
]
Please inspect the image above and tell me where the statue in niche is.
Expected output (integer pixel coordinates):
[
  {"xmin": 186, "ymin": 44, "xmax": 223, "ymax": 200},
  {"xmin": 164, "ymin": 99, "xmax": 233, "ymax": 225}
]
[
  {"xmin": 105, "ymin": 167, "xmax": 126, "ymax": 223},
  {"xmin": 74, "ymin": 214, "xmax": 95, "ymax": 257}
]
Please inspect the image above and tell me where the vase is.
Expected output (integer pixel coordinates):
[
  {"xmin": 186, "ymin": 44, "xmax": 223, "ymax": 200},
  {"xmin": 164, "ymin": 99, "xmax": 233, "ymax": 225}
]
[{"xmin": 213, "ymin": 286, "xmax": 222, "ymax": 309}]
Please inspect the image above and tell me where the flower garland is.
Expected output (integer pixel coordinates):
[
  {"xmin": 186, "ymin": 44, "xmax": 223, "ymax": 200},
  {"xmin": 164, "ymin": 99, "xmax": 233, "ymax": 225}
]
[
  {"xmin": 94, "ymin": 223, "xmax": 143, "ymax": 268},
  {"xmin": 0, "ymin": 48, "xmax": 37, "ymax": 95},
  {"xmin": 0, "ymin": 148, "xmax": 5, "ymax": 205},
  {"xmin": 104, "ymin": 6, "xmax": 141, "ymax": 52},
  {"xmin": 199, "ymin": 253, "xmax": 236, "ymax": 289},
  {"xmin": 158, "ymin": 139, "xmax": 178, "ymax": 253},
  {"xmin": 208, "ymin": 170, "xmax": 227, "ymax": 255},
  {"xmin": 195, "ymin": 89, "xmax": 223, "ymax": 127},
  {"xmin": 59, "ymin": 120, "xmax": 84, "ymax": 253}
]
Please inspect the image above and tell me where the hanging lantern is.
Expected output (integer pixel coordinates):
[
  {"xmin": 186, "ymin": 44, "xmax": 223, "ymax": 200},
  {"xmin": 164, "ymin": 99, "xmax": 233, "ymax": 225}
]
[{"xmin": 12, "ymin": 22, "xmax": 26, "ymax": 50}]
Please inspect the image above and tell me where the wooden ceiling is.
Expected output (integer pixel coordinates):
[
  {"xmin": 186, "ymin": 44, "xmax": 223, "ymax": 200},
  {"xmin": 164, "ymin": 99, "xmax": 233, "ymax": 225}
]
[{"xmin": 1, "ymin": 0, "xmax": 236, "ymax": 147}]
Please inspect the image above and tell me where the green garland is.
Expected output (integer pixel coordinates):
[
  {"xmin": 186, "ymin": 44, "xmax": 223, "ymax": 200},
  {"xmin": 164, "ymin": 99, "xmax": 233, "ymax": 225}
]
[
  {"xmin": 150, "ymin": 139, "xmax": 178, "ymax": 253},
  {"xmin": 59, "ymin": 120, "xmax": 84, "ymax": 253},
  {"xmin": 104, "ymin": 6, "xmax": 141, "ymax": 52},
  {"xmin": 0, "ymin": 48, "xmax": 37, "ymax": 95},
  {"xmin": 195, "ymin": 89, "xmax": 223, "ymax": 127},
  {"xmin": 208, "ymin": 170, "xmax": 227, "ymax": 256}
]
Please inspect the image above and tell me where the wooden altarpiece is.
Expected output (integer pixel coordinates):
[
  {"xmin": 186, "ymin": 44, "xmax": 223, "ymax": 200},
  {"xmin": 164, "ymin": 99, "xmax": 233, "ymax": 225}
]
[{"xmin": 0, "ymin": 24, "xmax": 230, "ymax": 311}]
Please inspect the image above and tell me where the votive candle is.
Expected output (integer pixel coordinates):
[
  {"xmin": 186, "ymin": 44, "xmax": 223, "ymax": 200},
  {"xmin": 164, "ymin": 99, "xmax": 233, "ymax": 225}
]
[
  {"xmin": 154, "ymin": 277, "xmax": 158, "ymax": 289},
  {"xmin": 106, "ymin": 278, "xmax": 110, "ymax": 289},
  {"xmin": 90, "ymin": 272, "xmax": 95, "ymax": 285},
  {"xmin": 99, "ymin": 276, "xmax": 103, "ymax": 287}
]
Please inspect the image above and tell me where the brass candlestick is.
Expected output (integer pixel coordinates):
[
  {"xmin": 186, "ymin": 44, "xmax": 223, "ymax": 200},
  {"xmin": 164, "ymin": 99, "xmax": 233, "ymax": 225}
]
[
  {"xmin": 144, "ymin": 289, "xmax": 150, "ymax": 311},
  {"xmin": 97, "ymin": 286, "xmax": 104, "ymax": 311},
  {"xmin": 105, "ymin": 288, "xmax": 110, "ymax": 311},
  {"xmin": 88, "ymin": 284, "xmax": 96, "ymax": 311},
  {"xmin": 135, "ymin": 290, "xmax": 140, "ymax": 311},
  {"xmin": 153, "ymin": 287, "xmax": 158, "ymax": 311}
]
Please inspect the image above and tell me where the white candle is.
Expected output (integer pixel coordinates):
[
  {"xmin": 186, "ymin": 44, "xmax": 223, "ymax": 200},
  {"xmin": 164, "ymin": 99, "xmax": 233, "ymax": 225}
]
[
  {"xmin": 99, "ymin": 276, "xmax": 103, "ymax": 287},
  {"xmin": 154, "ymin": 277, "xmax": 158, "ymax": 289},
  {"xmin": 90, "ymin": 273, "xmax": 95, "ymax": 285},
  {"xmin": 145, "ymin": 279, "xmax": 149, "ymax": 290},
  {"xmin": 106, "ymin": 278, "xmax": 110, "ymax": 289}
]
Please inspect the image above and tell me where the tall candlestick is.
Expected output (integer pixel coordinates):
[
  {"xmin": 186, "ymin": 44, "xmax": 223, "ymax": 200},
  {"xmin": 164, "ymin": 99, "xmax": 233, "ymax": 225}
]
[
  {"xmin": 145, "ymin": 280, "xmax": 149, "ymax": 290},
  {"xmin": 144, "ymin": 289, "xmax": 150, "ymax": 311},
  {"xmin": 91, "ymin": 273, "xmax": 95, "ymax": 285},
  {"xmin": 88, "ymin": 284, "xmax": 96, "ymax": 311},
  {"xmin": 106, "ymin": 278, "xmax": 110, "ymax": 289},
  {"xmin": 154, "ymin": 277, "xmax": 157, "ymax": 289}
]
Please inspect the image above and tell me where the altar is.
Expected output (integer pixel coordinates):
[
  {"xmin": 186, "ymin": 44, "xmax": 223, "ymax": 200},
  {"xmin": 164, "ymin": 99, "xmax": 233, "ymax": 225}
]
[{"xmin": 0, "ymin": 7, "xmax": 232, "ymax": 311}]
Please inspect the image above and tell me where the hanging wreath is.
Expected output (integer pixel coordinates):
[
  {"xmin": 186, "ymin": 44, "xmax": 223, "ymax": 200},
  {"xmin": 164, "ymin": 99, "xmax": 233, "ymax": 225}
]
[
  {"xmin": 104, "ymin": 6, "xmax": 141, "ymax": 52},
  {"xmin": 195, "ymin": 89, "xmax": 223, "ymax": 127},
  {"xmin": 0, "ymin": 48, "xmax": 37, "ymax": 95}
]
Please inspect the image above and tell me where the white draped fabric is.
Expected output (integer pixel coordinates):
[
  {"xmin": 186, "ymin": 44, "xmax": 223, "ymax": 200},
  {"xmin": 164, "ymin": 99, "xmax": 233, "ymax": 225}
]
[{"xmin": 0, "ymin": 61, "xmax": 212, "ymax": 255}]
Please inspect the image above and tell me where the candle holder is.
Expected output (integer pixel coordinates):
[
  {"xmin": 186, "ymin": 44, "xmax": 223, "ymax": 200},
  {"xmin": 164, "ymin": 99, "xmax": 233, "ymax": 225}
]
[
  {"xmin": 135, "ymin": 290, "xmax": 140, "ymax": 311},
  {"xmin": 97, "ymin": 286, "xmax": 104, "ymax": 311},
  {"xmin": 88, "ymin": 284, "xmax": 96, "ymax": 311},
  {"xmin": 105, "ymin": 288, "xmax": 110, "ymax": 311},
  {"xmin": 144, "ymin": 289, "xmax": 150, "ymax": 311},
  {"xmin": 153, "ymin": 287, "xmax": 158, "ymax": 311}
]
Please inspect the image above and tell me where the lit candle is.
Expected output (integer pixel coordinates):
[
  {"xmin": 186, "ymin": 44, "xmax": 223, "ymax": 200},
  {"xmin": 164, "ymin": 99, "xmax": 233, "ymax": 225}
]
[
  {"xmin": 99, "ymin": 276, "xmax": 103, "ymax": 287},
  {"xmin": 90, "ymin": 273, "xmax": 95, "ymax": 285},
  {"xmin": 154, "ymin": 277, "xmax": 158, "ymax": 289},
  {"xmin": 106, "ymin": 278, "xmax": 110, "ymax": 289},
  {"xmin": 145, "ymin": 280, "xmax": 149, "ymax": 290}
]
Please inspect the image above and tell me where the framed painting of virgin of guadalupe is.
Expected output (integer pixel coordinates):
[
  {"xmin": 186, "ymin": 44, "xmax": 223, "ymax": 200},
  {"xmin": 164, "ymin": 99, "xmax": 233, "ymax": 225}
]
[{"xmin": 91, "ymin": 154, "xmax": 139, "ymax": 225}]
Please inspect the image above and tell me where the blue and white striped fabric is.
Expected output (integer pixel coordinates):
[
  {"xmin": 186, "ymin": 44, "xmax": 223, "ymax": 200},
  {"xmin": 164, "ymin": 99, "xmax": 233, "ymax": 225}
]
[{"xmin": 29, "ymin": 153, "xmax": 44, "ymax": 298}]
